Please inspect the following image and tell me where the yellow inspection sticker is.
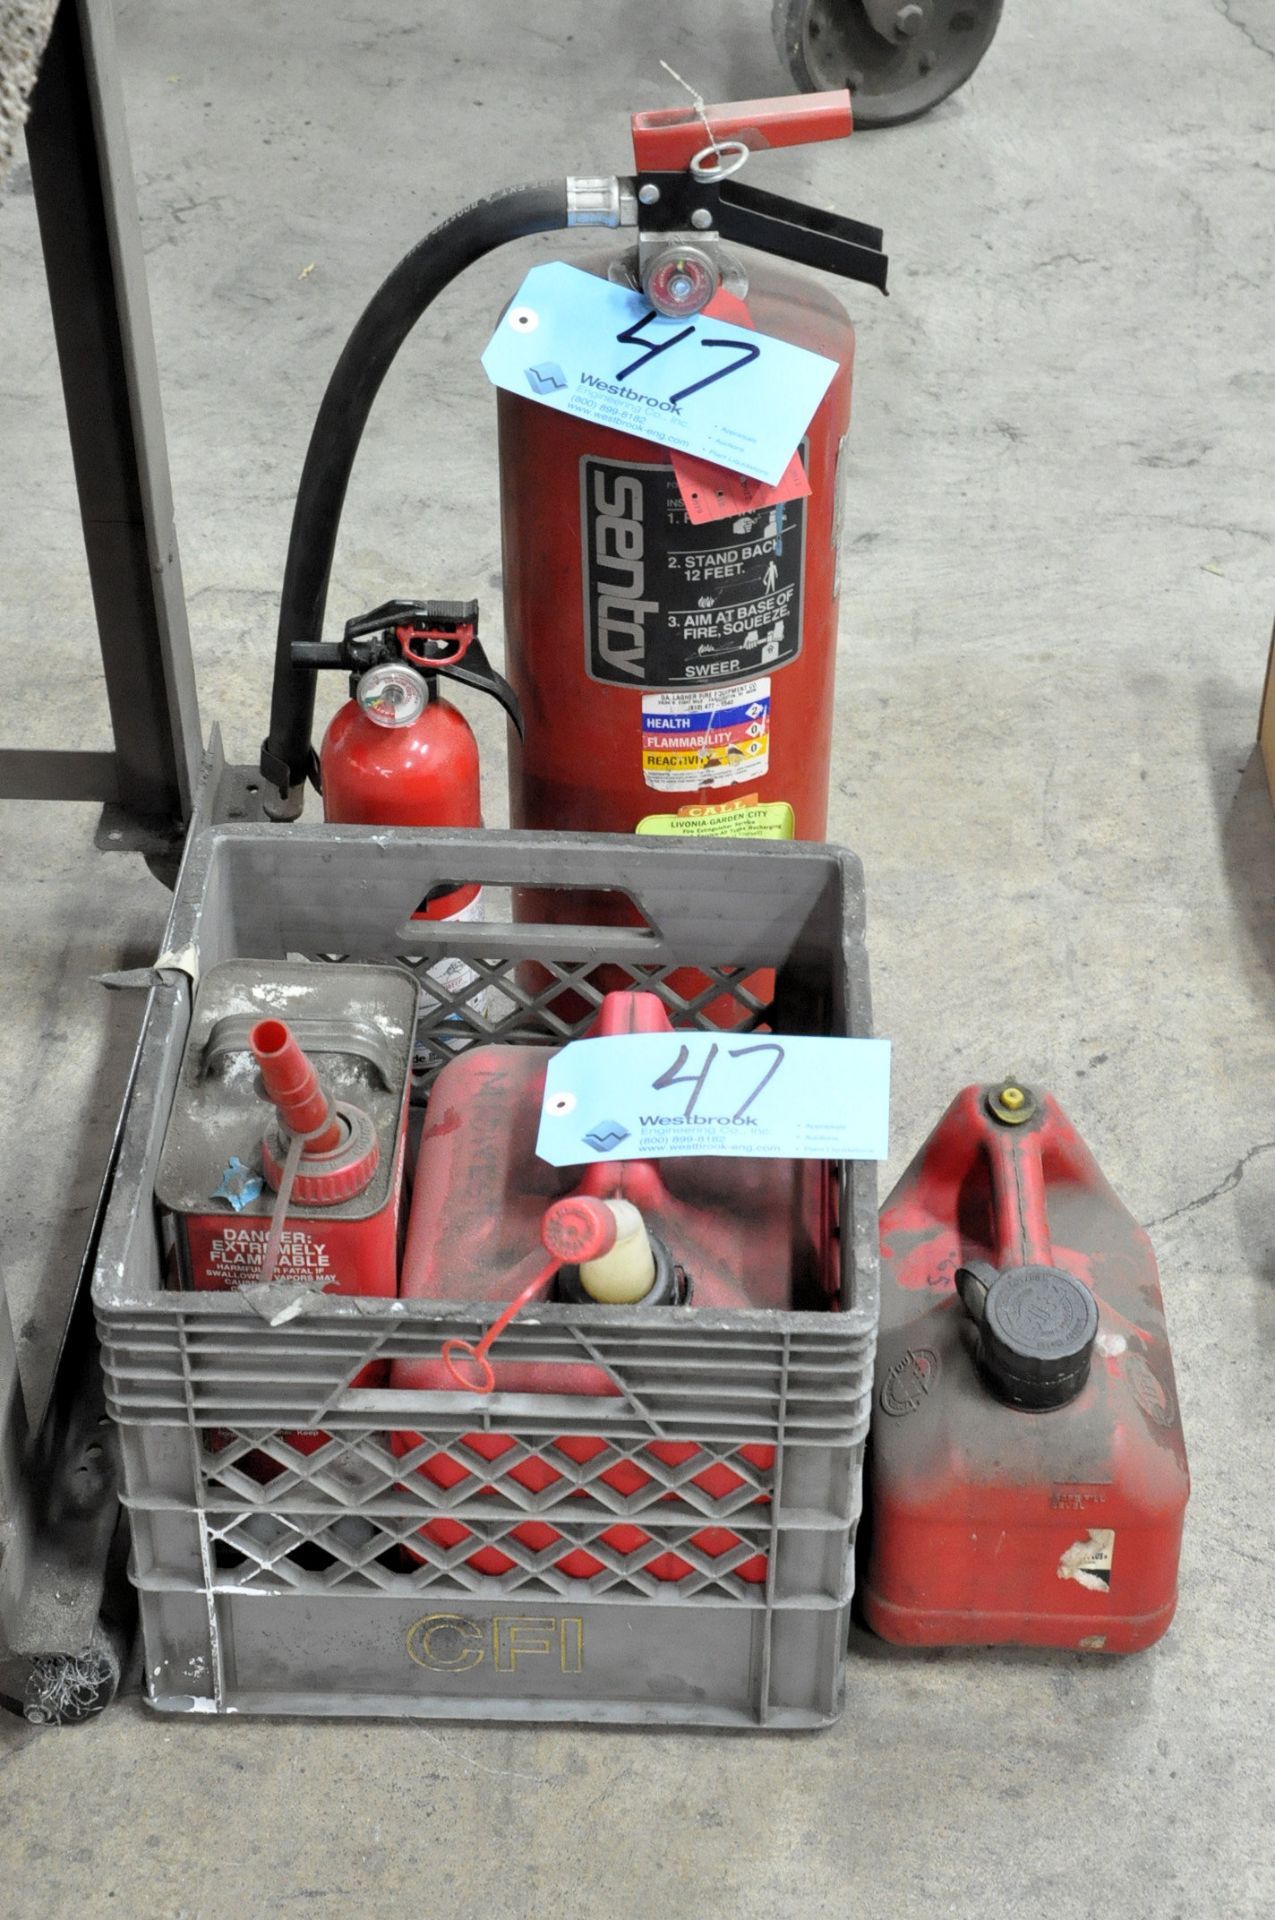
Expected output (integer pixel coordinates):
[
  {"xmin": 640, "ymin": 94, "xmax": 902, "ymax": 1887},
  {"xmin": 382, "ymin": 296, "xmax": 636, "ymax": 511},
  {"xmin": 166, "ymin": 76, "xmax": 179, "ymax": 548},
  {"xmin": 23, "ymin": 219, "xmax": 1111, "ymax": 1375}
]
[{"xmin": 636, "ymin": 800, "xmax": 795, "ymax": 840}]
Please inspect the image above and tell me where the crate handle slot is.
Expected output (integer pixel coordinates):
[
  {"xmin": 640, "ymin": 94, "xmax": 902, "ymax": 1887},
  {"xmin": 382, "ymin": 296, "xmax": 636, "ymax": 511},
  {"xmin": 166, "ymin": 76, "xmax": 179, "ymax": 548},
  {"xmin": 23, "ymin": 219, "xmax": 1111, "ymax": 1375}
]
[
  {"xmin": 392, "ymin": 922, "xmax": 667, "ymax": 964},
  {"xmin": 394, "ymin": 878, "xmax": 658, "ymax": 950}
]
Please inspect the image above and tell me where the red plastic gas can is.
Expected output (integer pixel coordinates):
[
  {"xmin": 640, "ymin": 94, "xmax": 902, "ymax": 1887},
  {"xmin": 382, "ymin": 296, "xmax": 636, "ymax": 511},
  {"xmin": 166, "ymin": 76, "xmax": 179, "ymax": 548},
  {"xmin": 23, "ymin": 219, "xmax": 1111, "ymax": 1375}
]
[
  {"xmin": 864, "ymin": 1082, "xmax": 1190, "ymax": 1653},
  {"xmin": 391, "ymin": 990, "xmax": 837, "ymax": 1584}
]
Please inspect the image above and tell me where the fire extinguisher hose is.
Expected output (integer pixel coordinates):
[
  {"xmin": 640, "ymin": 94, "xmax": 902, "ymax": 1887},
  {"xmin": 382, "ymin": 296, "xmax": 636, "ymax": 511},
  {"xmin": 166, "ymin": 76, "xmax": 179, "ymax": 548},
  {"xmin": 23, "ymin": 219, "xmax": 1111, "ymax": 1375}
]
[{"xmin": 262, "ymin": 181, "xmax": 571, "ymax": 811}]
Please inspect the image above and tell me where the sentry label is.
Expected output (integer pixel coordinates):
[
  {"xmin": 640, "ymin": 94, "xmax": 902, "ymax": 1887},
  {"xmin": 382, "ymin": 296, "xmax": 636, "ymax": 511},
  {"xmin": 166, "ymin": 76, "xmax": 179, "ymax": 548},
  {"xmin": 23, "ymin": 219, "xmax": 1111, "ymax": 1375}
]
[
  {"xmin": 582, "ymin": 456, "xmax": 804, "ymax": 689},
  {"xmin": 640, "ymin": 678, "xmax": 770, "ymax": 792}
]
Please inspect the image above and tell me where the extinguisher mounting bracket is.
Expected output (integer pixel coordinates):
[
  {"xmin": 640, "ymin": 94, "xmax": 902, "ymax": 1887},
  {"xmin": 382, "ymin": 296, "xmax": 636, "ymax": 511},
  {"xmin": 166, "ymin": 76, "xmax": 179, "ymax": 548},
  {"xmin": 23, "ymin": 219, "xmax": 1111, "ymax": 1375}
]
[
  {"xmin": 633, "ymin": 171, "xmax": 722, "ymax": 233},
  {"xmin": 632, "ymin": 172, "xmax": 887, "ymax": 298}
]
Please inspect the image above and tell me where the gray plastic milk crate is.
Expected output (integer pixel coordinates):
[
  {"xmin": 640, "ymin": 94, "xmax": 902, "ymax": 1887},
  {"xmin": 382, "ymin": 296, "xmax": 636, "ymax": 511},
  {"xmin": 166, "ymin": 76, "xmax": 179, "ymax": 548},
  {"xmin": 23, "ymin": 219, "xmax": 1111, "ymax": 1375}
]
[{"xmin": 93, "ymin": 824, "xmax": 878, "ymax": 1728}]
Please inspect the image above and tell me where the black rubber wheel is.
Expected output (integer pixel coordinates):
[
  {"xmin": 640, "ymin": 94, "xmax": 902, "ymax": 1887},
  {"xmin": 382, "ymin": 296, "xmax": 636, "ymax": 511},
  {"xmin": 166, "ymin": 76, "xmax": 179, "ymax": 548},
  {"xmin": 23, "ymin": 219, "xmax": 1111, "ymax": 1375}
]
[
  {"xmin": 20, "ymin": 1620, "xmax": 123, "ymax": 1727},
  {"xmin": 772, "ymin": 0, "xmax": 1004, "ymax": 129}
]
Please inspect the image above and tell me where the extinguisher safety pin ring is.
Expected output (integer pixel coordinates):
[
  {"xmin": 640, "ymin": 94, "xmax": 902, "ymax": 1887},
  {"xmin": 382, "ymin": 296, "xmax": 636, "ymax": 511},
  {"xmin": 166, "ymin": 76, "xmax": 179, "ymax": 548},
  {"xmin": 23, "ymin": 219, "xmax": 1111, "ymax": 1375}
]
[
  {"xmin": 690, "ymin": 139, "xmax": 749, "ymax": 183},
  {"xmin": 397, "ymin": 623, "xmax": 474, "ymax": 669}
]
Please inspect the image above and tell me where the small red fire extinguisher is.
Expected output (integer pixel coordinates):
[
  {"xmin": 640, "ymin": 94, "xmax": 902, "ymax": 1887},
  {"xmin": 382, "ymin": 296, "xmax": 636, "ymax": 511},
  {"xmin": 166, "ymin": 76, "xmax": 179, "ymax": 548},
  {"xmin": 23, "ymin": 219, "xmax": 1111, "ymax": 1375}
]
[{"xmin": 312, "ymin": 598, "xmax": 522, "ymax": 928}]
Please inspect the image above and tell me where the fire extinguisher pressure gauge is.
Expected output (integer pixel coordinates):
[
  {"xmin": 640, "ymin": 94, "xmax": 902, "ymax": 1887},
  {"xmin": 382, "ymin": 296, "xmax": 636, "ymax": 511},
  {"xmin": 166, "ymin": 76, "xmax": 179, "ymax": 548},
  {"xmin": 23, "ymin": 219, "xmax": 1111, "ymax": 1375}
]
[{"xmin": 356, "ymin": 663, "xmax": 429, "ymax": 728}]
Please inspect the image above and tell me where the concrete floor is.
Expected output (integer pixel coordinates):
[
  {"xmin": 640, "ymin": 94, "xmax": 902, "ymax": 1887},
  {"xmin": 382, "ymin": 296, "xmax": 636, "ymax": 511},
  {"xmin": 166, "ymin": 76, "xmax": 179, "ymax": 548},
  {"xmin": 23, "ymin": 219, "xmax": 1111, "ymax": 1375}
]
[{"xmin": 1, "ymin": 0, "xmax": 1273, "ymax": 1913}]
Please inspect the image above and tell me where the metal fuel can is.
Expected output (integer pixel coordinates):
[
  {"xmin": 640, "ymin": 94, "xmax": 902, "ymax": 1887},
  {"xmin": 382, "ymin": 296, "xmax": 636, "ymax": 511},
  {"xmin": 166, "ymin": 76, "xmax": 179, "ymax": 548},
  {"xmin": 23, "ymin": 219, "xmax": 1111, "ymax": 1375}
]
[{"xmin": 154, "ymin": 961, "xmax": 417, "ymax": 1299}]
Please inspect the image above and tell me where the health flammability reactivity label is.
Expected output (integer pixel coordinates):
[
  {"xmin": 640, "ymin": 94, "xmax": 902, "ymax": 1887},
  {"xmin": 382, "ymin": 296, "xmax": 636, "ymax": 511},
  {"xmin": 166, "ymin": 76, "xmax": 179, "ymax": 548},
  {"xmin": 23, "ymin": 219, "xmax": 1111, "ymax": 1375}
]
[{"xmin": 640, "ymin": 678, "xmax": 771, "ymax": 791}]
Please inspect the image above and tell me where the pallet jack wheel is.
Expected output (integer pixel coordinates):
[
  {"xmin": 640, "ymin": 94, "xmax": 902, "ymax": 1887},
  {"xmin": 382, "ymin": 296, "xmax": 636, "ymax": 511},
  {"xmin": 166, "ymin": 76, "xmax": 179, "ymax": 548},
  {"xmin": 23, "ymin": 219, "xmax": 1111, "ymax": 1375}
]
[{"xmin": 772, "ymin": 0, "xmax": 1004, "ymax": 128}]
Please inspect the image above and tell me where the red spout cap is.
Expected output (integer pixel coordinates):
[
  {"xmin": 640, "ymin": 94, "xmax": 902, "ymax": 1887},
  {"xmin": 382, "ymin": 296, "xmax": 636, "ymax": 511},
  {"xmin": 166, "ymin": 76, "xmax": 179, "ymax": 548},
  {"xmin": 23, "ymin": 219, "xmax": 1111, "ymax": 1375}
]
[
  {"xmin": 249, "ymin": 1018, "xmax": 343, "ymax": 1155},
  {"xmin": 542, "ymin": 1196, "xmax": 618, "ymax": 1266}
]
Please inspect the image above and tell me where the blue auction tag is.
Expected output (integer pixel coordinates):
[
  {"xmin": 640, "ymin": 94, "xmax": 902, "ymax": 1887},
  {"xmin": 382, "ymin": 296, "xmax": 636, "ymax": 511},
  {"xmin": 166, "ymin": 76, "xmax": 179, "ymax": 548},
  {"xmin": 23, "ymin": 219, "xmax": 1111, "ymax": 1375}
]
[
  {"xmin": 536, "ymin": 1032, "xmax": 890, "ymax": 1166},
  {"xmin": 481, "ymin": 262, "xmax": 837, "ymax": 487}
]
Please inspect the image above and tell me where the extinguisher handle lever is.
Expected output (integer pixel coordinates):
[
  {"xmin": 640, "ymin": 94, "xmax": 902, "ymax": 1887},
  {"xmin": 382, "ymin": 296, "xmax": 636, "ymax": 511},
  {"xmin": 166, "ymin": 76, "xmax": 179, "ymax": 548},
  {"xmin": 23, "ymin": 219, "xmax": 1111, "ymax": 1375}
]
[
  {"xmin": 717, "ymin": 180, "xmax": 888, "ymax": 294},
  {"xmin": 628, "ymin": 90, "xmax": 886, "ymax": 296},
  {"xmin": 631, "ymin": 93, "xmax": 853, "ymax": 173},
  {"xmin": 292, "ymin": 599, "xmax": 464, "ymax": 671},
  {"xmin": 429, "ymin": 636, "xmax": 524, "ymax": 740},
  {"xmin": 340, "ymin": 597, "xmax": 472, "ymax": 652}
]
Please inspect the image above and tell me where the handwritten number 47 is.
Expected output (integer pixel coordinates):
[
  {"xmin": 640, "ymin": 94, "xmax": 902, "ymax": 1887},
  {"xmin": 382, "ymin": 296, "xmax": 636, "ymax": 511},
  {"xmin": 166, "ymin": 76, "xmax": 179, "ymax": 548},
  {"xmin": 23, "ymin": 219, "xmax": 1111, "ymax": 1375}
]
[
  {"xmin": 652, "ymin": 1041, "xmax": 785, "ymax": 1122},
  {"xmin": 615, "ymin": 309, "xmax": 760, "ymax": 406}
]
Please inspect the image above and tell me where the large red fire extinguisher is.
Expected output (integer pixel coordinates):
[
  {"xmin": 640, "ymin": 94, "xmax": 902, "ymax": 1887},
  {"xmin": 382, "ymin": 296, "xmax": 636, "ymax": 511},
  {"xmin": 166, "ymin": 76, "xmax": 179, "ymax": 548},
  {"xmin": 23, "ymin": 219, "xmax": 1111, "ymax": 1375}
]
[
  {"xmin": 260, "ymin": 95, "xmax": 886, "ymax": 848},
  {"xmin": 501, "ymin": 99, "xmax": 879, "ymax": 853}
]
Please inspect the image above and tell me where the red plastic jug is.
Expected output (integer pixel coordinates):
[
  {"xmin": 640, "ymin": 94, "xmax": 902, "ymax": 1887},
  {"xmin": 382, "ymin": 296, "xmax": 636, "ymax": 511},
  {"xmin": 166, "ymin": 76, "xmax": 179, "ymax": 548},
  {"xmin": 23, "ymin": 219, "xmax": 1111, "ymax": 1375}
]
[
  {"xmin": 864, "ymin": 1081, "xmax": 1189, "ymax": 1653},
  {"xmin": 391, "ymin": 990, "xmax": 836, "ymax": 1584}
]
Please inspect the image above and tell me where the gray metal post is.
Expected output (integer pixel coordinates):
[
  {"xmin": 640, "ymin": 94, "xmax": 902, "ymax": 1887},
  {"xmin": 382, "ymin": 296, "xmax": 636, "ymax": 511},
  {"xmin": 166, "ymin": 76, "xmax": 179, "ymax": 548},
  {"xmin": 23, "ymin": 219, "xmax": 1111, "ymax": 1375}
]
[{"xmin": 2, "ymin": 0, "xmax": 202, "ymax": 846}]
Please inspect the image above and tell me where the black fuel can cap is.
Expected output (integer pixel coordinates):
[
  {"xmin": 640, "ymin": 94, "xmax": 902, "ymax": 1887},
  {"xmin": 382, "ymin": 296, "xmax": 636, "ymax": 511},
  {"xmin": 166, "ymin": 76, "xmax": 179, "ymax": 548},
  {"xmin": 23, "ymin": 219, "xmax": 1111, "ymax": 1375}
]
[{"xmin": 956, "ymin": 1262, "xmax": 1099, "ymax": 1411}]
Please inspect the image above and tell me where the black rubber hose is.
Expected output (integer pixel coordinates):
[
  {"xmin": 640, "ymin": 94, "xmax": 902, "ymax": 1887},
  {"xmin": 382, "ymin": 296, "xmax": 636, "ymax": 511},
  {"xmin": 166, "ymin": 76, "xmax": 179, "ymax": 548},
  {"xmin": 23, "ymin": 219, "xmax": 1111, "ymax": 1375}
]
[{"xmin": 261, "ymin": 180, "xmax": 570, "ymax": 811}]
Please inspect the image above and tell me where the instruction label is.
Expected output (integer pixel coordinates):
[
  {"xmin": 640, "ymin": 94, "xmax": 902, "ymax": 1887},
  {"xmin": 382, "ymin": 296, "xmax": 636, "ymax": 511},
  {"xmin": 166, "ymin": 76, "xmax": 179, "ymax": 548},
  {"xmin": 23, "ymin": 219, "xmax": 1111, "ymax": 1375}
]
[
  {"xmin": 582, "ymin": 456, "xmax": 804, "ymax": 688},
  {"xmin": 640, "ymin": 678, "xmax": 770, "ymax": 791}
]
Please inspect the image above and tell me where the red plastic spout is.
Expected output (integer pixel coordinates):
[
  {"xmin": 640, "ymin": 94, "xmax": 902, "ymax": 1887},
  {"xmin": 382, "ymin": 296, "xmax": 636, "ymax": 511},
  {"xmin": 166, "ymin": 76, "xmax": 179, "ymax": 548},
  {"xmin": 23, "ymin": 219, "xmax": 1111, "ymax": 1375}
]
[
  {"xmin": 588, "ymin": 989, "xmax": 673, "ymax": 1038},
  {"xmin": 631, "ymin": 91, "xmax": 852, "ymax": 173},
  {"xmin": 249, "ymin": 1019, "xmax": 343, "ymax": 1155},
  {"xmin": 985, "ymin": 1126, "xmax": 1055, "ymax": 1270},
  {"xmin": 441, "ymin": 1197, "xmax": 615, "ymax": 1394},
  {"xmin": 576, "ymin": 992, "xmax": 675, "ymax": 1211}
]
